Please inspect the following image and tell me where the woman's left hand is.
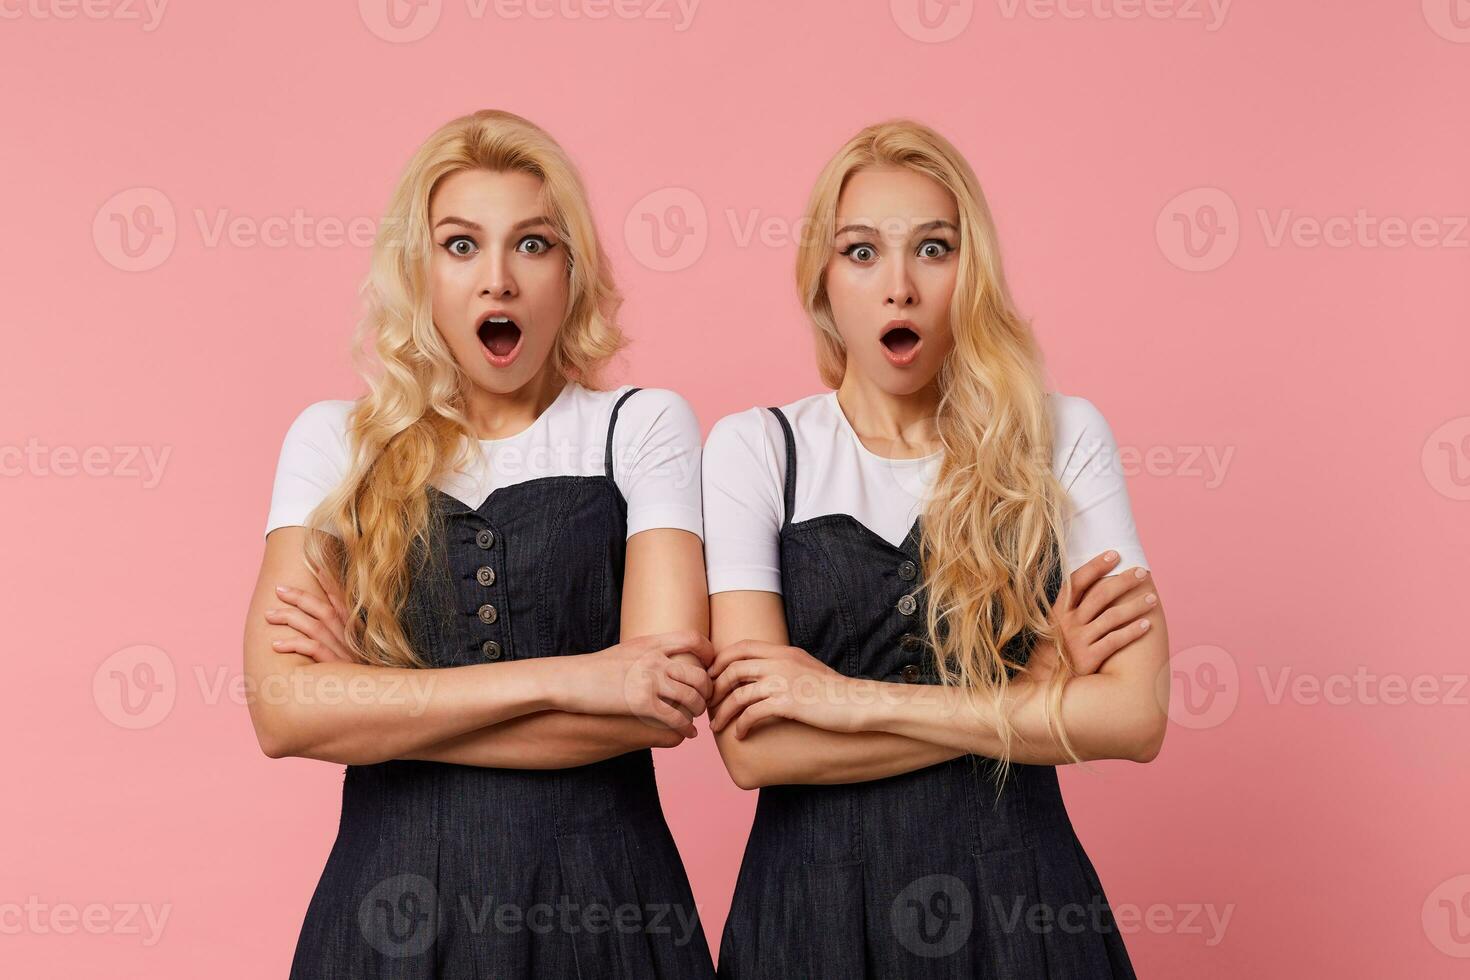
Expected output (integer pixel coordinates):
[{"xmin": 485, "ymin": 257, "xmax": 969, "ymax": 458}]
[
  {"xmin": 708, "ymin": 640, "xmax": 862, "ymax": 738},
  {"xmin": 265, "ymin": 575, "xmax": 354, "ymax": 664}
]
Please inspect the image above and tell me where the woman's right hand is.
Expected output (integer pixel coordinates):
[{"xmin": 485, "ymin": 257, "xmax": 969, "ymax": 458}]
[
  {"xmin": 559, "ymin": 631, "xmax": 717, "ymax": 737},
  {"xmin": 1027, "ymin": 550, "xmax": 1157, "ymax": 682}
]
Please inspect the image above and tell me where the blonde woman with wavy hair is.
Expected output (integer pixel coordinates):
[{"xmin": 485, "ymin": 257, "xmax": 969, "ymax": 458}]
[
  {"xmin": 701, "ymin": 119, "xmax": 1170, "ymax": 976},
  {"xmin": 243, "ymin": 109, "xmax": 716, "ymax": 978}
]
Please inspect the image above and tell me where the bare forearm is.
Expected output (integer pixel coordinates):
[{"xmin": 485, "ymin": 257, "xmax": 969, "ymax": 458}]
[
  {"xmin": 403, "ymin": 711, "xmax": 682, "ymax": 769},
  {"xmin": 715, "ymin": 720, "xmax": 964, "ymax": 789},
  {"xmin": 855, "ymin": 673, "xmax": 1166, "ymax": 764},
  {"xmin": 249, "ymin": 658, "xmax": 559, "ymax": 765}
]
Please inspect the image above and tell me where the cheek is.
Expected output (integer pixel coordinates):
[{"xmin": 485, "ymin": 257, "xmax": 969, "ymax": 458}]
[{"xmin": 525, "ymin": 263, "xmax": 570, "ymax": 326}]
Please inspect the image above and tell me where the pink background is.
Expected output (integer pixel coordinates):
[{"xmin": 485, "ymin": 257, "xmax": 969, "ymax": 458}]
[{"xmin": 3, "ymin": 1, "xmax": 1467, "ymax": 976}]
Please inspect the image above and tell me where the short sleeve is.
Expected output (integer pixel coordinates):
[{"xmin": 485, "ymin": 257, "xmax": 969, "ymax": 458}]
[
  {"xmin": 609, "ymin": 387, "xmax": 705, "ymax": 541},
  {"xmin": 1052, "ymin": 395, "xmax": 1150, "ymax": 579},
  {"xmin": 264, "ymin": 400, "xmax": 354, "ymax": 538},
  {"xmin": 701, "ymin": 409, "xmax": 786, "ymax": 595}
]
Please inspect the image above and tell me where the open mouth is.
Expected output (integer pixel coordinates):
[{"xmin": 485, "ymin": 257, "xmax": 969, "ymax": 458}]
[
  {"xmin": 880, "ymin": 324, "xmax": 922, "ymax": 359},
  {"xmin": 477, "ymin": 315, "xmax": 523, "ymax": 361}
]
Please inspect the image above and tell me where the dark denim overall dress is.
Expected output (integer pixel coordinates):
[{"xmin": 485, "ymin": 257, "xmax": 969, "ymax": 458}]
[
  {"xmin": 290, "ymin": 387, "xmax": 716, "ymax": 980},
  {"xmin": 716, "ymin": 406, "xmax": 1136, "ymax": 980}
]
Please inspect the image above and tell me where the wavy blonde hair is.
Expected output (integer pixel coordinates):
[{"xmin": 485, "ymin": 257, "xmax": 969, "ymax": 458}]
[
  {"xmin": 796, "ymin": 119, "xmax": 1083, "ymax": 784},
  {"xmin": 301, "ymin": 109, "xmax": 627, "ymax": 668}
]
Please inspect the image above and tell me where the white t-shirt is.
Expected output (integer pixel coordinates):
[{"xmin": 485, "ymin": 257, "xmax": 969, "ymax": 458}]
[
  {"xmin": 264, "ymin": 382, "xmax": 704, "ymax": 541},
  {"xmin": 701, "ymin": 390, "xmax": 1149, "ymax": 595}
]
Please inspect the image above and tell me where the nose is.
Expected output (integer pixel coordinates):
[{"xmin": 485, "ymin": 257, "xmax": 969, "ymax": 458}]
[
  {"xmin": 884, "ymin": 258, "xmax": 916, "ymax": 307},
  {"xmin": 478, "ymin": 248, "xmax": 518, "ymax": 300}
]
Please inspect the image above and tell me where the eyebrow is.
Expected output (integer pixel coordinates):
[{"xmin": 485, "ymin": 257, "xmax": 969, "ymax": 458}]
[
  {"xmin": 834, "ymin": 219, "xmax": 959, "ymax": 236},
  {"xmin": 432, "ymin": 215, "xmax": 554, "ymax": 233}
]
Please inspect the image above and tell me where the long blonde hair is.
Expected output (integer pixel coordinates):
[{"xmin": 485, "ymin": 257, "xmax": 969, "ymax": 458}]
[
  {"xmin": 795, "ymin": 119, "xmax": 1083, "ymax": 783},
  {"xmin": 302, "ymin": 109, "xmax": 627, "ymax": 668}
]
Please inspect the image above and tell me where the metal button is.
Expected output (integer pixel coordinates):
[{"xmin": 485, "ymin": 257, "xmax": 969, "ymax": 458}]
[
  {"xmin": 898, "ymin": 560, "xmax": 917, "ymax": 581},
  {"xmin": 896, "ymin": 594, "xmax": 917, "ymax": 616},
  {"xmin": 481, "ymin": 639, "xmax": 502, "ymax": 660},
  {"xmin": 475, "ymin": 529, "xmax": 495, "ymax": 550},
  {"xmin": 477, "ymin": 603, "xmax": 498, "ymax": 624},
  {"xmin": 900, "ymin": 664, "xmax": 921, "ymax": 683},
  {"xmin": 900, "ymin": 633, "xmax": 923, "ymax": 652},
  {"xmin": 476, "ymin": 566, "xmax": 496, "ymax": 587}
]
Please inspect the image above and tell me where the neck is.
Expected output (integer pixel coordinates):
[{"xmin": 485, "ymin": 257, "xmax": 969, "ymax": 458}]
[
  {"xmin": 463, "ymin": 365, "xmax": 566, "ymax": 441},
  {"xmin": 834, "ymin": 373, "xmax": 942, "ymax": 458}
]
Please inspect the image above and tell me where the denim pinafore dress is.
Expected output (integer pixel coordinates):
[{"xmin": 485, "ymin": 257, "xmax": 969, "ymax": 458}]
[
  {"xmin": 716, "ymin": 406, "xmax": 1136, "ymax": 980},
  {"xmin": 290, "ymin": 388, "xmax": 716, "ymax": 980}
]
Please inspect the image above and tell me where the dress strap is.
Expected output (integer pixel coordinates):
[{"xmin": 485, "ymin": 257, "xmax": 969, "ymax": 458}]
[
  {"xmin": 765, "ymin": 406, "xmax": 796, "ymax": 530},
  {"xmin": 605, "ymin": 386, "xmax": 643, "ymax": 482}
]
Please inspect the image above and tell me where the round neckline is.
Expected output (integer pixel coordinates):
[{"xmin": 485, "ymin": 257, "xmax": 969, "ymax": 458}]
[
  {"xmin": 825, "ymin": 390, "xmax": 942, "ymax": 465},
  {"xmin": 474, "ymin": 380, "xmax": 576, "ymax": 446}
]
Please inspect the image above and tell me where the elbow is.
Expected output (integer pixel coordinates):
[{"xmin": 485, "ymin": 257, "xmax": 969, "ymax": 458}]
[
  {"xmin": 1127, "ymin": 716, "xmax": 1168, "ymax": 764},
  {"xmin": 253, "ymin": 722, "xmax": 297, "ymax": 760},
  {"xmin": 720, "ymin": 743, "xmax": 775, "ymax": 790},
  {"xmin": 249, "ymin": 700, "xmax": 313, "ymax": 761}
]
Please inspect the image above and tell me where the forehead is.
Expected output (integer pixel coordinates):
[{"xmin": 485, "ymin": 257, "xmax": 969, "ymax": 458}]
[
  {"xmin": 429, "ymin": 168, "xmax": 547, "ymax": 223},
  {"xmin": 835, "ymin": 166, "xmax": 958, "ymax": 235}
]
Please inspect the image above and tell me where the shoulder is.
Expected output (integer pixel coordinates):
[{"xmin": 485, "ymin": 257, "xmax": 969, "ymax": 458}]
[
  {"xmin": 602, "ymin": 384, "xmax": 701, "ymax": 445},
  {"xmin": 1048, "ymin": 391, "xmax": 1113, "ymax": 442},
  {"xmin": 1048, "ymin": 392, "xmax": 1124, "ymax": 480},
  {"xmin": 279, "ymin": 399, "xmax": 355, "ymax": 456},
  {"xmin": 708, "ymin": 391, "xmax": 828, "ymax": 449}
]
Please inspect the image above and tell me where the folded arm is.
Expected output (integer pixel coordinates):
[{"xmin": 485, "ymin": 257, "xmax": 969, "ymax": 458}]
[
  {"xmin": 403, "ymin": 527, "xmax": 713, "ymax": 768},
  {"xmin": 709, "ymin": 589, "xmax": 965, "ymax": 789},
  {"xmin": 246, "ymin": 527, "xmax": 710, "ymax": 767}
]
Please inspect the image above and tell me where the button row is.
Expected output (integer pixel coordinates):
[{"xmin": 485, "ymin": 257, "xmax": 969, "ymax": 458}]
[{"xmin": 474, "ymin": 526, "xmax": 500, "ymax": 660}]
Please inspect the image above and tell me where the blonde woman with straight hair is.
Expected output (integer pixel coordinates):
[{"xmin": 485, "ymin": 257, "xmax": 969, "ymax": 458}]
[
  {"xmin": 243, "ymin": 109, "xmax": 716, "ymax": 978},
  {"xmin": 701, "ymin": 119, "xmax": 1170, "ymax": 976}
]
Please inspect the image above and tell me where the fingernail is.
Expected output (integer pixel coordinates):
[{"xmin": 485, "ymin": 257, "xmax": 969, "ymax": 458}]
[
  {"xmin": 275, "ymin": 585, "xmax": 290, "ymax": 594},
  {"xmin": 271, "ymin": 639, "xmax": 284, "ymax": 647},
  {"xmin": 1138, "ymin": 619, "xmax": 1150, "ymax": 630},
  {"xmin": 1146, "ymin": 594, "xmax": 1157, "ymax": 605},
  {"xmin": 1105, "ymin": 551, "xmax": 1118, "ymax": 562},
  {"xmin": 1134, "ymin": 568, "xmax": 1147, "ymax": 579}
]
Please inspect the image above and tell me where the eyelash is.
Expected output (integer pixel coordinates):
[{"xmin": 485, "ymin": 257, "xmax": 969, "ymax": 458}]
[
  {"xmin": 440, "ymin": 234, "xmax": 558, "ymax": 257},
  {"xmin": 839, "ymin": 239, "xmax": 955, "ymax": 262}
]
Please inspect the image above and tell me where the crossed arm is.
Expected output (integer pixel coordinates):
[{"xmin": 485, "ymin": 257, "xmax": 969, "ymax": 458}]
[
  {"xmin": 244, "ymin": 525, "xmax": 713, "ymax": 768},
  {"xmin": 708, "ymin": 553, "xmax": 1170, "ymax": 789}
]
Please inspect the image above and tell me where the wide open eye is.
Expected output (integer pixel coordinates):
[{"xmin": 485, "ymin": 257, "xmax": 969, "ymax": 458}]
[{"xmin": 443, "ymin": 235, "xmax": 478, "ymax": 257}]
